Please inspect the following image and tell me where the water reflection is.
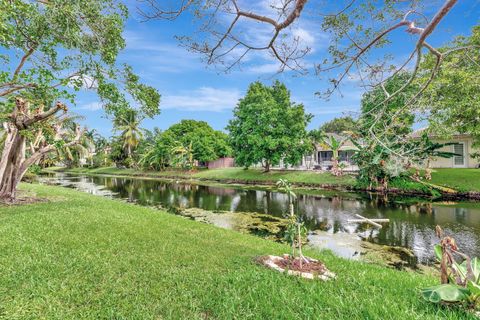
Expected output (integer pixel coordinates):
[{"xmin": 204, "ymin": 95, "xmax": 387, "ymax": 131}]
[{"xmin": 39, "ymin": 173, "xmax": 480, "ymax": 264}]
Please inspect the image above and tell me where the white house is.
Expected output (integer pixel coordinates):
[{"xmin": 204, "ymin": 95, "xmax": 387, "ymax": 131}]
[
  {"xmin": 411, "ymin": 128, "xmax": 479, "ymax": 168},
  {"xmin": 268, "ymin": 133, "xmax": 359, "ymax": 171}
]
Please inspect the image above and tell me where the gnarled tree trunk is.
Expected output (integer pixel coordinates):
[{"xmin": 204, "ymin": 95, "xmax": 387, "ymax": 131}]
[
  {"xmin": 0, "ymin": 124, "xmax": 26, "ymax": 200},
  {"xmin": 0, "ymin": 98, "xmax": 81, "ymax": 202},
  {"xmin": 263, "ymin": 160, "xmax": 271, "ymax": 172}
]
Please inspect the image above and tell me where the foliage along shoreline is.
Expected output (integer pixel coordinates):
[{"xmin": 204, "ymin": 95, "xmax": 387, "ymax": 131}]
[{"xmin": 41, "ymin": 167, "xmax": 480, "ymax": 201}]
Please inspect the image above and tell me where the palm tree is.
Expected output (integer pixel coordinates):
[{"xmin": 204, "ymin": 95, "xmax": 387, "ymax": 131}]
[
  {"xmin": 323, "ymin": 135, "xmax": 347, "ymax": 176},
  {"xmin": 171, "ymin": 141, "xmax": 194, "ymax": 169},
  {"xmin": 82, "ymin": 129, "xmax": 98, "ymax": 166},
  {"xmin": 58, "ymin": 121, "xmax": 91, "ymax": 168},
  {"xmin": 140, "ymin": 142, "xmax": 169, "ymax": 170},
  {"xmin": 113, "ymin": 110, "xmax": 144, "ymax": 159}
]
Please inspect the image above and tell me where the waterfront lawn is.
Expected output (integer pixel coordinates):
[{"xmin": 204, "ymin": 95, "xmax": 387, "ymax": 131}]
[
  {"xmin": 45, "ymin": 166, "xmax": 356, "ymax": 186},
  {"xmin": 0, "ymin": 183, "xmax": 473, "ymax": 319},
  {"xmin": 193, "ymin": 167, "xmax": 355, "ymax": 185},
  {"xmin": 430, "ymin": 168, "xmax": 480, "ymax": 192}
]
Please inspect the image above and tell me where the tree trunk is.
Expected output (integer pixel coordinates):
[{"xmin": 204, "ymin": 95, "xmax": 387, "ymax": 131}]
[
  {"xmin": 297, "ymin": 223, "xmax": 304, "ymax": 268},
  {"xmin": 0, "ymin": 98, "xmax": 81, "ymax": 202},
  {"xmin": 263, "ymin": 160, "xmax": 270, "ymax": 172},
  {"xmin": 331, "ymin": 157, "xmax": 340, "ymax": 176},
  {"xmin": 0, "ymin": 125, "xmax": 26, "ymax": 201},
  {"xmin": 425, "ymin": 158, "xmax": 432, "ymax": 180}
]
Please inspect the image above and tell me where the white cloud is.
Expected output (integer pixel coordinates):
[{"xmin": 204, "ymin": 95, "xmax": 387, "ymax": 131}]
[
  {"xmin": 243, "ymin": 62, "xmax": 280, "ymax": 74},
  {"xmin": 162, "ymin": 87, "xmax": 241, "ymax": 112},
  {"xmin": 68, "ymin": 74, "xmax": 98, "ymax": 89},
  {"xmin": 79, "ymin": 102, "xmax": 103, "ymax": 111},
  {"xmin": 123, "ymin": 30, "xmax": 206, "ymax": 73},
  {"xmin": 292, "ymin": 28, "xmax": 315, "ymax": 46}
]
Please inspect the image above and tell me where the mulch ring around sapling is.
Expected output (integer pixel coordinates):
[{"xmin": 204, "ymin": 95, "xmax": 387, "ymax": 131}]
[{"xmin": 256, "ymin": 254, "xmax": 336, "ymax": 281}]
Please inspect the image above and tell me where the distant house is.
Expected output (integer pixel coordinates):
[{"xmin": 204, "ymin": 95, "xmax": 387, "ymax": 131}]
[
  {"xmin": 311, "ymin": 133, "xmax": 359, "ymax": 171},
  {"xmin": 411, "ymin": 128, "xmax": 480, "ymax": 168},
  {"xmin": 269, "ymin": 133, "xmax": 360, "ymax": 171}
]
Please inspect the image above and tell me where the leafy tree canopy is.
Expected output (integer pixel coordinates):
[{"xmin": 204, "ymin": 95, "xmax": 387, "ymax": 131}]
[
  {"xmin": 320, "ymin": 116, "xmax": 357, "ymax": 134},
  {"xmin": 163, "ymin": 120, "xmax": 232, "ymax": 163},
  {"xmin": 418, "ymin": 25, "xmax": 480, "ymax": 145},
  {"xmin": 353, "ymin": 73, "xmax": 419, "ymax": 188},
  {"xmin": 227, "ymin": 81, "xmax": 312, "ymax": 171},
  {"xmin": 359, "ymin": 72, "xmax": 417, "ymax": 139},
  {"xmin": 0, "ymin": 0, "xmax": 160, "ymax": 118}
]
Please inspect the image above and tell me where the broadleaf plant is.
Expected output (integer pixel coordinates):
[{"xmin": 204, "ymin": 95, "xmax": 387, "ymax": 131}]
[{"xmin": 421, "ymin": 226, "xmax": 480, "ymax": 311}]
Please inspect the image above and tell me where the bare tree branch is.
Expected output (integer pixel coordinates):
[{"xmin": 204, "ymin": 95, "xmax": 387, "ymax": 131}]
[{"xmin": 140, "ymin": 0, "xmax": 465, "ymax": 99}]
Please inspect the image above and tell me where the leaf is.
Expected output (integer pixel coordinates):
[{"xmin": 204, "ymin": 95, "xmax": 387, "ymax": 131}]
[
  {"xmin": 470, "ymin": 257, "xmax": 480, "ymax": 282},
  {"xmin": 434, "ymin": 244, "xmax": 443, "ymax": 261},
  {"xmin": 453, "ymin": 260, "xmax": 468, "ymax": 281},
  {"xmin": 421, "ymin": 284, "xmax": 470, "ymax": 303},
  {"xmin": 467, "ymin": 281, "xmax": 480, "ymax": 296},
  {"xmin": 457, "ymin": 257, "xmax": 480, "ymax": 283}
]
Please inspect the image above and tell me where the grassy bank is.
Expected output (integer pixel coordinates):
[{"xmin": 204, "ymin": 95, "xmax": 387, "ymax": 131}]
[
  {"xmin": 43, "ymin": 166, "xmax": 480, "ymax": 195},
  {"xmin": 429, "ymin": 168, "xmax": 480, "ymax": 192},
  {"xmin": 44, "ymin": 166, "xmax": 356, "ymax": 186},
  {"xmin": 0, "ymin": 184, "xmax": 473, "ymax": 319}
]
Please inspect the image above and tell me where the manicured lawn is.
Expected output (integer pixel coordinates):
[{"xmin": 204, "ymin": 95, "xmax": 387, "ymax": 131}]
[
  {"xmin": 45, "ymin": 166, "xmax": 356, "ymax": 187},
  {"xmin": 0, "ymin": 184, "xmax": 473, "ymax": 319},
  {"xmin": 193, "ymin": 167, "xmax": 355, "ymax": 185},
  {"xmin": 430, "ymin": 168, "xmax": 480, "ymax": 192}
]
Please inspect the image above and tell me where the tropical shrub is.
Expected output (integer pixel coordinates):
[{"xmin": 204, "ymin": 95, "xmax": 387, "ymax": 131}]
[
  {"xmin": 422, "ymin": 226, "xmax": 480, "ymax": 311},
  {"xmin": 137, "ymin": 121, "xmax": 231, "ymax": 170}
]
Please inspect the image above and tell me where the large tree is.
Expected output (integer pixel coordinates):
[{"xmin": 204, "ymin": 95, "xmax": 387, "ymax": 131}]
[
  {"xmin": 354, "ymin": 73, "xmax": 419, "ymax": 188},
  {"xmin": 359, "ymin": 72, "xmax": 416, "ymax": 140},
  {"xmin": 139, "ymin": 1, "xmax": 479, "ymax": 170},
  {"xmin": 163, "ymin": 120, "xmax": 231, "ymax": 164},
  {"xmin": 140, "ymin": 120, "xmax": 231, "ymax": 170},
  {"xmin": 320, "ymin": 116, "xmax": 357, "ymax": 134},
  {"xmin": 0, "ymin": 0, "xmax": 160, "ymax": 201},
  {"xmin": 418, "ymin": 25, "xmax": 480, "ymax": 145},
  {"xmin": 227, "ymin": 81, "xmax": 312, "ymax": 172}
]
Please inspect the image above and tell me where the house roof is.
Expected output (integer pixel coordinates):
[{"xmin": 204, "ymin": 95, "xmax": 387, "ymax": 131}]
[{"xmin": 315, "ymin": 132, "xmax": 361, "ymax": 151}]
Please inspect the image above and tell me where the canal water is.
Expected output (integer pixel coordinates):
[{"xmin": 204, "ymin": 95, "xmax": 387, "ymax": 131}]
[{"xmin": 39, "ymin": 173, "xmax": 480, "ymax": 266}]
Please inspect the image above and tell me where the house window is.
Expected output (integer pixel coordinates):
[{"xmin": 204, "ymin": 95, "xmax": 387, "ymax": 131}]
[
  {"xmin": 453, "ymin": 143, "xmax": 465, "ymax": 167},
  {"xmin": 339, "ymin": 151, "xmax": 355, "ymax": 163},
  {"xmin": 318, "ymin": 151, "xmax": 333, "ymax": 163}
]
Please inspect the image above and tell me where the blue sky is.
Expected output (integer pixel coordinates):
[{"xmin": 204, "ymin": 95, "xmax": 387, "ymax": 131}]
[{"xmin": 73, "ymin": 1, "xmax": 480, "ymax": 137}]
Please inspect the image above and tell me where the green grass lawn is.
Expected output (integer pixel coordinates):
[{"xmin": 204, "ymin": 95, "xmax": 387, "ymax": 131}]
[
  {"xmin": 193, "ymin": 167, "xmax": 355, "ymax": 186},
  {"xmin": 430, "ymin": 168, "xmax": 480, "ymax": 192},
  {"xmin": 0, "ymin": 183, "xmax": 473, "ymax": 319},
  {"xmin": 45, "ymin": 166, "xmax": 356, "ymax": 187}
]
